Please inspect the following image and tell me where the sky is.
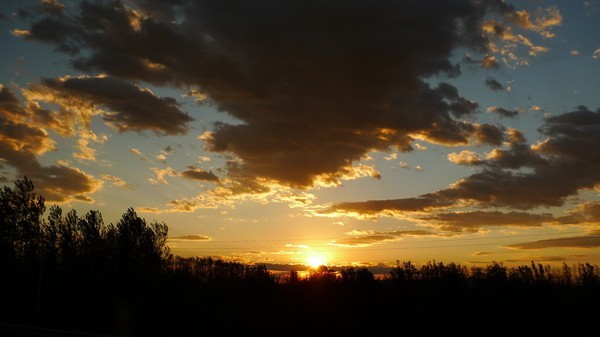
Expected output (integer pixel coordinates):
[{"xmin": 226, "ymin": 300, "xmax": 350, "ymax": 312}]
[{"xmin": 1, "ymin": 0, "xmax": 600, "ymax": 270}]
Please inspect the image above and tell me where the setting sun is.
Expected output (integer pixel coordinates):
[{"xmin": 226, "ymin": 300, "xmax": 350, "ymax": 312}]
[{"xmin": 306, "ymin": 253, "xmax": 328, "ymax": 268}]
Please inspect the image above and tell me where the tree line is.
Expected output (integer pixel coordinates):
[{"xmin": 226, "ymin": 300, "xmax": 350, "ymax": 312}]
[
  {"xmin": 1, "ymin": 177, "xmax": 599, "ymax": 337},
  {"xmin": 1, "ymin": 178, "xmax": 169, "ymax": 276}
]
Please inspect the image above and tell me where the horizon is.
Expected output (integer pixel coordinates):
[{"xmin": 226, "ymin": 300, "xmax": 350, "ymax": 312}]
[{"xmin": 1, "ymin": 0, "xmax": 600, "ymax": 269}]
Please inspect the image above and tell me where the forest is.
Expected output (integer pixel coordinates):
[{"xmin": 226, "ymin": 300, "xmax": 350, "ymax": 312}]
[{"xmin": 1, "ymin": 178, "xmax": 599, "ymax": 336}]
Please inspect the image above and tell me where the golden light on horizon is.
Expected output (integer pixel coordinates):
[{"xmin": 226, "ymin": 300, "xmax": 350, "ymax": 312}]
[{"xmin": 306, "ymin": 253, "xmax": 328, "ymax": 269}]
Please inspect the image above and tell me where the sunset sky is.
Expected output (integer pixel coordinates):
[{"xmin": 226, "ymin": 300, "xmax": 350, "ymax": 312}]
[{"xmin": 1, "ymin": 0, "xmax": 600, "ymax": 270}]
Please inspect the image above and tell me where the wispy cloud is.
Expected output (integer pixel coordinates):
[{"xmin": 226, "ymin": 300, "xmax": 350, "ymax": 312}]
[
  {"xmin": 329, "ymin": 229, "xmax": 434, "ymax": 247},
  {"xmin": 506, "ymin": 231, "xmax": 600, "ymax": 249},
  {"xmin": 169, "ymin": 235, "xmax": 211, "ymax": 242}
]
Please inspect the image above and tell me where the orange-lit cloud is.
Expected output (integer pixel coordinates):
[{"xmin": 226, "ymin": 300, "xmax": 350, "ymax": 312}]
[
  {"xmin": 73, "ymin": 129, "xmax": 108, "ymax": 161},
  {"xmin": 507, "ymin": 231, "xmax": 600, "ymax": 249},
  {"xmin": 169, "ymin": 235, "xmax": 211, "ymax": 241},
  {"xmin": 330, "ymin": 229, "xmax": 434, "ymax": 247},
  {"xmin": 101, "ymin": 174, "xmax": 133, "ymax": 190},
  {"xmin": 1, "ymin": 85, "xmax": 101, "ymax": 202},
  {"xmin": 180, "ymin": 166, "xmax": 220, "ymax": 183},
  {"xmin": 130, "ymin": 148, "xmax": 147, "ymax": 161},
  {"xmin": 26, "ymin": 76, "xmax": 192, "ymax": 135},
  {"xmin": 447, "ymin": 150, "xmax": 485, "ymax": 166},
  {"xmin": 149, "ymin": 167, "xmax": 177, "ymax": 185}
]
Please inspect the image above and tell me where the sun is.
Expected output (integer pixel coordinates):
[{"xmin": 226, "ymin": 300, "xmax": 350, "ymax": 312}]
[{"xmin": 306, "ymin": 254, "xmax": 327, "ymax": 269}]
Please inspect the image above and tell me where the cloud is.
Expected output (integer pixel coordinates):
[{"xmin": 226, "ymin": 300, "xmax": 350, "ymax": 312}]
[
  {"xmin": 0, "ymin": 85, "xmax": 26, "ymax": 121},
  {"xmin": 568, "ymin": 201, "xmax": 600, "ymax": 220},
  {"xmin": 482, "ymin": 5, "xmax": 561, "ymax": 66},
  {"xmin": 432, "ymin": 168, "xmax": 579, "ymax": 210},
  {"xmin": 39, "ymin": 0, "xmax": 66, "ymax": 17},
  {"xmin": 329, "ymin": 105, "xmax": 600, "ymax": 213},
  {"xmin": 25, "ymin": 75, "xmax": 192, "ymax": 135},
  {"xmin": 169, "ymin": 235, "xmax": 211, "ymax": 241},
  {"xmin": 447, "ymin": 150, "xmax": 485, "ymax": 165},
  {"xmin": 487, "ymin": 106, "xmax": 519, "ymax": 118},
  {"xmin": 101, "ymin": 174, "xmax": 133, "ymax": 190},
  {"xmin": 420, "ymin": 210, "xmax": 556, "ymax": 232},
  {"xmin": 485, "ymin": 78, "xmax": 504, "ymax": 91},
  {"xmin": 28, "ymin": 165, "xmax": 101, "ymax": 203},
  {"xmin": 73, "ymin": 129, "xmax": 108, "ymax": 161},
  {"xmin": 330, "ymin": 229, "xmax": 434, "ymax": 247},
  {"xmin": 325, "ymin": 197, "xmax": 454, "ymax": 216},
  {"xmin": 149, "ymin": 167, "xmax": 176, "ymax": 185},
  {"xmin": 509, "ymin": 6, "xmax": 562, "ymax": 38},
  {"xmin": 0, "ymin": 84, "xmax": 101, "ymax": 202},
  {"xmin": 534, "ymin": 106, "xmax": 600, "ymax": 163},
  {"xmin": 430, "ymin": 107, "xmax": 600, "ymax": 209},
  {"xmin": 19, "ymin": 0, "xmax": 532, "ymax": 190},
  {"xmin": 130, "ymin": 148, "xmax": 147, "ymax": 161},
  {"xmin": 180, "ymin": 166, "xmax": 220, "ymax": 183},
  {"xmin": 506, "ymin": 231, "xmax": 600, "ymax": 249}
]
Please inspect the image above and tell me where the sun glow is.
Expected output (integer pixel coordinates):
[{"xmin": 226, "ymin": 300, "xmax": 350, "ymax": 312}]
[{"xmin": 306, "ymin": 253, "xmax": 328, "ymax": 269}]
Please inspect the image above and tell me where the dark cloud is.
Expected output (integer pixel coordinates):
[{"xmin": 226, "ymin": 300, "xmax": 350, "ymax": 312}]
[
  {"xmin": 19, "ymin": 0, "xmax": 517, "ymax": 188},
  {"xmin": 471, "ymin": 123, "xmax": 505, "ymax": 146},
  {"xmin": 485, "ymin": 77, "xmax": 504, "ymax": 91},
  {"xmin": 507, "ymin": 231, "xmax": 600, "ymax": 249},
  {"xmin": 0, "ymin": 86, "xmax": 25, "ymax": 120},
  {"xmin": 487, "ymin": 106, "xmax": 519, "ymax": 118},
  {"xmin": 28, "ymin": 76, "xmax": 192, "ymax": 135},
  {"xmin": 131, "ymin": 0, "xmax": 184, "ymax": 22},
  {"xmin": 464, "ymin": 54, "xmax": 500, "ymax": 68},
  {"xmin": 327, "ymin": 197, "xmax": 454, "ymax": 215},
  {"xmin": 536, "ymin": 106, "xmax": 600, "ymax": 163},
  {"xmin": 421, "ymin": 211, "xmax": 555, "ymax": 232},
  {"xmin": 431, "ymin": 107, "xmax": 600, "ymax": 209},
  {"xmin": 39, "ymin": 0, "xmax": 66, "ymax": 17},
  {"xmin": 0, "ymin": 84, "xmax": 100, "ymax": 202},
  {"xmin": 432, "ymin": 166, "xmax": 594, "ymax": 210},
  {"xmin": 180, "ymin": 166, "xmax": 219, "ymax": 183},
  {"xmin": 13, "ymin": 0, "xmax": 65, "ymax": 19},
  {"xmin": 330, "ymin": 105, "xmax": 600, "ymax": 213},
  {"xmin": 572, "ymin": 202, "xmax": 600, "ymax": 220},
  {"xmin": 485, "ymin": 134, "xmax": 545, "ymax": 169}
]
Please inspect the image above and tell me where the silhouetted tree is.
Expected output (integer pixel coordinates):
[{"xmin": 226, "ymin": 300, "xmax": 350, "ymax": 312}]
[
  {"xmin": 0, "ymin": 177, "xmax": 45, "ymax": 270},
  {"xmin": 389, "ymin": 260, "xmax": 418, "ymax": 284},
  {"xmin": 308, "ymin": 265, "xmax": 338, "ymax": 284},
  {"xmin": 576, "ymin": 263, "xmax": 600, "ymax": 286},
  {"xmin": 340, "ymin": 267, "xmax": 374, "ymax": 286},
  {"xmin": 485, "ymin": 261, "xmax": 508, "ymax": 284},
  {"xmin": 114, "ymin": 208, "xmax": 169, "ymax": 274},
  {"xmin": 287, "ymin": 269, "xmax": 300, "ymax": 284}
]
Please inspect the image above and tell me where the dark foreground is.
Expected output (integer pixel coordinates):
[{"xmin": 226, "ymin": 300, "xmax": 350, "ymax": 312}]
[{"xmin": 2, "ymin": 260, "xmax": 599, "ymax": 337}]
